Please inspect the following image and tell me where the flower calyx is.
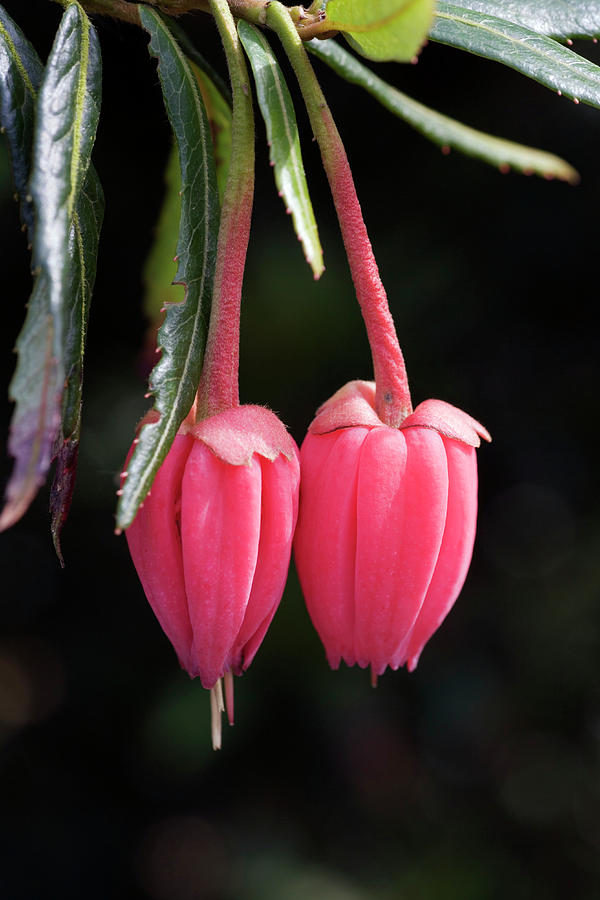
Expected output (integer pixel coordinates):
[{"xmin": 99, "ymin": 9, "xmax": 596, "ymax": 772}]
[
  {"xmin": 184, "ymin": 404, "xmax": 298, "ymax": 466},
  {"xmin": 309, "ymin": 380, "xmax": 491, "ymax": 447}
]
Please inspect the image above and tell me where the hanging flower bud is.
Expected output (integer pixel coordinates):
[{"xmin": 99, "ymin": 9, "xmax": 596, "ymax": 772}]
[
  {"xmin": 124, "ymin": 405, "xmax": 300, "ymax": 694},
  {"xmin": 294, "ymin": 380, "xmax": 490, "ymax": 677}
]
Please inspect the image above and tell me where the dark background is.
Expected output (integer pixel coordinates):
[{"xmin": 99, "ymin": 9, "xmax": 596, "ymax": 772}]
[{"xmin": 1, "ymin": 2, "xmax": 599, "ymax": 898}]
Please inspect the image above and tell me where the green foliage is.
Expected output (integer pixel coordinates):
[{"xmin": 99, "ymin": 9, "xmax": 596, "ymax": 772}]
[
  {"xmin": 445, "ymin": 1, "xmax": 600, "ymax": 39},
  {"xmin": 168, "ymin": 16, "xmax": 232, "ymax": 106},
  {"xmin": 3, "ymin": 0, "xmax": 600, "ymax": 540},
  {"xmin": 324, "ymin": 0, "xmax": 436, "ymax": 62},
  {"xmin": 239, "ymin": 21, "xmax": 324, "ymax": 279},
  {"xmin": 143, "ymin": 57, "xmax": 233, "ymax": 332},
  {"xmin": 50, "ymin": 166, "xmax": 104, "ymax": 562},
  {"xmin": 116, "ymin": 8, "xmax": 219, "ymax": 530},
  {"xmin": 431, "ymin": 3, "xmax": 600, "ymax": 107},
  {"xmin": 0, "ymin": 5, "xmax": 43, "ymax": 241},
  {"xmin": 307, "ymin": 38, "xmax": 579, "ymax": 182},
  {"xmin": 143, "ymin": 142, "xmax": 184, "ymax": 326},
  {"xmin": 0, "ymin": 2, "xmax": 103, "ymax": 545},
  {"xmin": 192, "ymin": 63, "xmax": 232, "ymax": 201}
]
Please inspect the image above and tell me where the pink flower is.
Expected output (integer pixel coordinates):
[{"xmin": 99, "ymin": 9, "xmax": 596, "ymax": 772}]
[
  {"xmin": 294, "ymin": 381, "xmax": 490, "ymax": 676},
  {"xmin": 125, "ymin": 405, "xmax": 300, "ymax": 691}
]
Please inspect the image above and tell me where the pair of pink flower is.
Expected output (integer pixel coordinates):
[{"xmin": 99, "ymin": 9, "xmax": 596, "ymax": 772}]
[{"xmin": 125, "ymin": 378, "xmax": 490, "ymax": 698}]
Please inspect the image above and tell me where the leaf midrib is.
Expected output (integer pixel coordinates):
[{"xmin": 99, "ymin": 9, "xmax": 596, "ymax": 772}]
[
  {"xmin": 435, "ymin": 6, "xmax": 600, "ymax": 89},
  {"xmin": 0, "ymin": 20, "xmax": 36, "ymax": 97},
  {"xmin": 67, "ymin": 4, "xmax": 90, "ymax": 220}
]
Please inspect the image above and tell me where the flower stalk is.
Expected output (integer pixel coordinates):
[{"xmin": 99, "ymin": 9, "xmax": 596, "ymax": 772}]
[
  {"xmin": 196, "ymin": 0, "xmax": 255, "ymax": 419},
  {"xmin": 49, "ymin": 0, "xmax": 330, "ymax": 39},
  {"xmin": 266, "ymin": 1, "xmax": 412, "ymax": 427}
]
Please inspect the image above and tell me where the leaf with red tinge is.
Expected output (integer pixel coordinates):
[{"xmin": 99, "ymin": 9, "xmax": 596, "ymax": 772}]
[
  {"xmin": 50, "ymin": 166, "xmax": 104, "ymax": 561},
  {"xmin": 0, "ymin": 274, "xmax": 61, "ymax": 532},
  {"xmin": 0, "ymin": 3, "xmax": 103, "ymax": 543},
  {"xmin": 50, "ymin": 437, "xmax": 78, "ymax": 567}
]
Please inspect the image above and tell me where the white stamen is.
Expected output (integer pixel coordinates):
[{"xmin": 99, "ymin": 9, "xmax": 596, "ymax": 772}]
[{"xmin": 210, "ymin": 681, "xmax": 223, "ymax": 750}]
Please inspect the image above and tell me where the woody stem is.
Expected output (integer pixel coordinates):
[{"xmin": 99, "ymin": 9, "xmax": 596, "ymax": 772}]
[
  {"xmin": 196, "ymin": 0, "xmax": 255, "ymax": 418},
  {"xmin": 266, "ymin": 1, "xmax": 413, "ymax": 426}
]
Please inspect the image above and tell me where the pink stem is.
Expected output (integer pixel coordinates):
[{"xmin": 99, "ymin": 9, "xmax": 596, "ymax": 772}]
[
  {"xmin": 267, "ymin": 2, "xmax": 412, "ymax": 426},
  {"xmin": 197, "ymin": 0, "xmax": 255, "ymax": 419},
  {"xmin": 197, "ymin": 184, "xmax": 254, "ymax": 416},
  {"xmin": 322, "ymin": 114, "xmax": 413, "ymax": 425}
]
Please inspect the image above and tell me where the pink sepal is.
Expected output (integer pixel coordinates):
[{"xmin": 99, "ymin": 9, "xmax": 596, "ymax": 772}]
[
  {"xmin": 400, "ymin": 399, "xmax": 491, "ymax": 448},
  {"xmin": 309, "ymin": 380, "xmax": 381, "ymax": 434},
  {"xmin": 309, "ymin": 381, "xmax": 490, "ymax": 449},
  {"xmin": 187, "ymin": 405, "xmax": 298, "ymax": 465}
]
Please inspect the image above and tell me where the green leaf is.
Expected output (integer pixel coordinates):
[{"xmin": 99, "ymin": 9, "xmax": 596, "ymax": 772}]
[
  {"xmin": 143, "ymin": 142, "xmax": 184, "ymax": 327},
  {"xmin": 143, "ymin": 57, "xmax": 233, "ymax": 329},
  {"xmin": 0, "ymin": 2, "xmax": 102, "ymax": 534},
  {"xmin": 324, "ymin": 0, "xmax": 436, "ymax": 62},
  {"xmin": 50, "ymin": 166, "xmax": 104, "ymax": 562},
  {"xmin": 192, "ymin": 63, "xmax": 232, "ymax": 202},
  {"xmin": 0, "ymin": 5, "xmax": 44, "ymax": 241},
  {"xmin": 142, "ymin": 68, "xmax": 231, "ymax": 340},
  {"xmin": 445, "ymin": 1, "xmax": 600, "ymax": 40},
  {"xmin": 118, "ymin": 7, "xmax": 219, "ymax": 530},
  {"xmin": 238, "ymin": 21, "xmax": 324, "ymax": 279},
  {"xmin": 307, "ymin": 37, "xmax": 579, "ymax": 182},
  {"xmin": 431, "ymin": 3, "xmax": 600, "ymax": 108},
  {"xmin": 168, "ymin": 17, "xmax": 232, "ymax": 106}
]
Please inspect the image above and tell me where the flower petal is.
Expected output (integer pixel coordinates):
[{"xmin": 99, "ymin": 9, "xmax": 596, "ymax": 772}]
[
  {"xmin": 181, "ymin": 443, "xmax": 262, "ymax": 688},
  {"xmin": 354, "ymin": 426, "xmax": 449, "ymax": 674},
  {"xmin": 402, "ymin": 438, "xmax": 478, "ymax": 671},
  {"xmin": 125, "ymin": 434, "xmax": 195, "ymax": 671},
  {"xmin": 232, "ymin": 451, "xmax": 301, "ymax": 673},
  {"xmin": 294, "ymin": 428, "xmax": 370, "ymax": 668}
]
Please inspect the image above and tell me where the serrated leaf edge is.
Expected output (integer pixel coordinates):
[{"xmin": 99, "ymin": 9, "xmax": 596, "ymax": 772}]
[
  {"xmin": 432, "ymin": 3, "xmax": 600, "ymax": 106},
  {"xmin": 118, "ymin": 8, "xmax": 217, "ymax": 528}
]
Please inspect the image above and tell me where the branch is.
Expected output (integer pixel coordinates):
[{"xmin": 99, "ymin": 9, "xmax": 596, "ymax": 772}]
[{"xmin": 49, "ymin": 0, "xmax": 332, "ymax": 39}]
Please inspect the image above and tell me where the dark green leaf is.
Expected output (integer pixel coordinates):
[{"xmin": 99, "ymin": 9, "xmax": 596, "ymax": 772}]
[
  {"xmin": 117, "ymin": 8, "xmax": 219, "ymax": 530},
  {"xmin": 0, "ymin": 5, "xmax": 44, "ymax": 241},
  {"xmin": 168, "ymin": 17, "xmax": 232, "ymax": 106},
  {"xmin": 307, "ymin": 37, "xmax": 579, "ymax": 182},
  {"xmin": 239, "ymin": 21, "xmax": 323, "ymax": 279},
  {"xmin": 448, "ymin": 1, "xmax": 600, "ymax": 39},
  {"xmin": 60, "ymin": 170, "xmax": 104, "ymax": 441},
  {"xmin": 431, "ymin": 3, "xmax": 600, "ymax": 108},
  {"xmin": 0, "ymin": 2, "xmax": 102, "ymax": 535},
  {"xmin": 50, "ymin": 166, "xmax": 104, "ymax": 562},
  {"xmin": 324, "ymin": 0, "xmax": 435, "ymax": 62}
]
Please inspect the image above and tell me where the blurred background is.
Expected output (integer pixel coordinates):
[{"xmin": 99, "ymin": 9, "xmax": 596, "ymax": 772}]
[{"xmin": 1, "ymin": 2, "xmax": 600, "ymax": 898}]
